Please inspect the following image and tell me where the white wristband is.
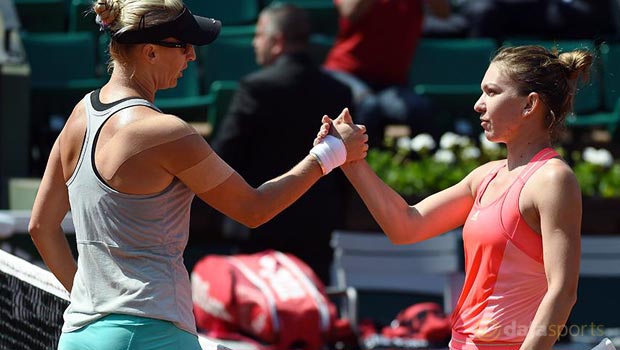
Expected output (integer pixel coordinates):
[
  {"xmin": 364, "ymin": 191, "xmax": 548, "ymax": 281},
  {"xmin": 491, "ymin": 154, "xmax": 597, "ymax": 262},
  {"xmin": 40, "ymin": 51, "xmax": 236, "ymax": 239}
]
[{"xmin": 309, "ymin": 135, "xmax": 347, "ymax": 175}]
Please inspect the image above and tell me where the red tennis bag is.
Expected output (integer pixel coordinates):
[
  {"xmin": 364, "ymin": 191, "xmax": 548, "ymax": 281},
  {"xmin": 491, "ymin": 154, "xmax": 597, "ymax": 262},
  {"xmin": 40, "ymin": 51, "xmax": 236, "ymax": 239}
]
[
  {"xmin": 191, "ymin": 250, "xmax": 352, "ymax": 350},
  {"xmin": 360, "ymin": 302, "xmax": 451, "ymax": 350}
]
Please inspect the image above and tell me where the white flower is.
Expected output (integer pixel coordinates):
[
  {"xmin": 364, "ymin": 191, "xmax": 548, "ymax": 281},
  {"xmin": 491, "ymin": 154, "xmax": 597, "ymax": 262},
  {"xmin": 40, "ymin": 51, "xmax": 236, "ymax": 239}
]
[
  {"xmin": 434, "ymin": 149, "xmax": 456, "ymax": 164},
  {"xmin": 439, "ymin": 132, "xmax": 460, "ymax": 149},
  {"xmin": 462, "ymin": 146, "xmax": 481, "ymax": 160},
  {"xmin": 396, "ymin": 136, "xmax": 411, "ymax": 151},
  {"xmin": 440, "ymin": 132, "xmax": 470, "ymax": 149},
  {"xmin": 583, "ymin": 147, "xmax": 613, "ymax": 167},
  {"xmin": 479, "ymin": 133, "xmax": 500, "ymax": 151},
  {"xmin": 582, "ymin": 147, "xmax": 596, "ymax": 162},
  {"xmin": 410, "ymin": 133, "xmax": 436, "ymax": 152},
  {"xmin": 458, "ymin": 135, "xmax": 472, "ymax": 147}
]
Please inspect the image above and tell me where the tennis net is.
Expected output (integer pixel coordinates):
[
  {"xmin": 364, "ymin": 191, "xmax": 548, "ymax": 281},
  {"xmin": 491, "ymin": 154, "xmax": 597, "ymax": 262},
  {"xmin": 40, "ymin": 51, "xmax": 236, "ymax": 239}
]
[
  {"xmin": 0, "ymin": 248, "xmax": 69, "ymax": 350},
  {"xmin": 0, "ymin": 248, "xmax": 231, "ymax": 350}
]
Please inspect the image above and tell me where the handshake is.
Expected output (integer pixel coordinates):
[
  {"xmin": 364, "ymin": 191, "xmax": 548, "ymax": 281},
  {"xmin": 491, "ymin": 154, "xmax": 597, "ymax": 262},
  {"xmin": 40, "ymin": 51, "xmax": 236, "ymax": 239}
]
[{"xmin": 309, "ymin": 108, "xmax": 369, "ymax": 175}]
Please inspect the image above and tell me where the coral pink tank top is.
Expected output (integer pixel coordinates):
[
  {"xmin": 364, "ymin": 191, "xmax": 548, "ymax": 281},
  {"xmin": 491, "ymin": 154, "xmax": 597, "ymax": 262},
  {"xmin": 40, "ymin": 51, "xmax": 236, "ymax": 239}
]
[{"xmin": 450, "ymin": 148, "xmax": 559, "ymax": 350}]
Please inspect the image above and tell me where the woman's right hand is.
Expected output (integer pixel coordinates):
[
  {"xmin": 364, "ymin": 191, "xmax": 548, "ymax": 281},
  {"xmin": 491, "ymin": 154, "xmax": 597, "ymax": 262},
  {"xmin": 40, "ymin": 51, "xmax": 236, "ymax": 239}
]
[{"xmin": 319, "ymin": 108, "xmax": 369, "ymax": 163}]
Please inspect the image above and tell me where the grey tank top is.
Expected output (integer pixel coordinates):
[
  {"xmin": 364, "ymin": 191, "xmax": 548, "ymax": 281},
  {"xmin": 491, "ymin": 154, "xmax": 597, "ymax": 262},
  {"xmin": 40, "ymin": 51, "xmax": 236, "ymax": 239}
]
[{"xmin": 63, "ymin": 90, "xmax": 197, "ymax": 334}]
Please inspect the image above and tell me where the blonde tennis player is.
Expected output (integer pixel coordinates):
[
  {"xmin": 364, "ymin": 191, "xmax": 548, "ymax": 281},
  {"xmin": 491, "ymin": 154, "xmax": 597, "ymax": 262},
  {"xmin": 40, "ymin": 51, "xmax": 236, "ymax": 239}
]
[{"xmin": 28, "ymin": 0, "xmax": 367, "ymax": 349}]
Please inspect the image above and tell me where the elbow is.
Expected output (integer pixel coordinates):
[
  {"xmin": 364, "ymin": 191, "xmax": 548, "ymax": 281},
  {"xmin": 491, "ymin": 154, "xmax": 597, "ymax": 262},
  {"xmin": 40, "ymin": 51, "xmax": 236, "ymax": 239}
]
[
  {"xmin": 244, "ymin": 218, "xmax": 262, "ymax": 229},
  {"xmin": 228, "ymin": 197, "xmax": 268, "ymax": 228},
  {"xmin": 235, "ymin": 192, "xmax": 282, "ymax": 228},
  {"xmin": 388, "ymin": 235, "xmax": 411, "ymax": 245},
  {"xmin": 28, "ymin": 220, "xmax": 44, "ymax": 241},
  {"xmin": 383, "ymin": 221, "xmax": 420, "ymax": 245},
  {"xmin": 384, "ymin": 227, "xmax": 416, "ymax": 245},
  {"xmin": 564, "ymin": 287, "xmax": 578, "ymax": 308},
  {"xmin": 558, "ymin": 288, "xmax": 577, "ymax": 310},
  {"xmin": 549, "ymin": 283, "xmax": 578, "ymax": 309},
  {"xmin": 563, "ymin": 280, "xmax": 579, "ymax": 305},
  {"xmin": 28, "ymin": 220, "xmax": 40, "ymax": 237},
  {"xmin": 561, "ymin": 289, "xmax": 578, "ymax": 315},
  {"xmin": 235, "ymin": 217, "xmax": 259, "ymax": 229},
  {"xmin": 238, "ymin": 211, "xmax": 269, "ymax": 229}
]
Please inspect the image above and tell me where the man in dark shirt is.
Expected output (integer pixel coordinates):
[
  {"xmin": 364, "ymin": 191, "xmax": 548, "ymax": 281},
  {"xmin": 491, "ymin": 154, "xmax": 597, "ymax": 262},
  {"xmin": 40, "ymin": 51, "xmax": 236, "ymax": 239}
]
[{"xmin": 211, "ymin": 3, "xmax": 353, "ymax": 284}]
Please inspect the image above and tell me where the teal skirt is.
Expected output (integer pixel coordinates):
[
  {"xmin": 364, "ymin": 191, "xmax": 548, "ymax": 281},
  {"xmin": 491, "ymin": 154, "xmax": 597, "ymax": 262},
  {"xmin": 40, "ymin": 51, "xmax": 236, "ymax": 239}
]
[{"xmin": 58, "ymin": 314, "xmax": 201, "ymax": 350}]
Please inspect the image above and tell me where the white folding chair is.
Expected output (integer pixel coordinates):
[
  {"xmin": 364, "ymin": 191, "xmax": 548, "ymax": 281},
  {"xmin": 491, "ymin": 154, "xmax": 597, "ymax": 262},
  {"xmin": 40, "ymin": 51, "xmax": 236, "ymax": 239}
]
[{"xmin": 330, "ymin": 229, "xmax": 464, "ymax": 314}]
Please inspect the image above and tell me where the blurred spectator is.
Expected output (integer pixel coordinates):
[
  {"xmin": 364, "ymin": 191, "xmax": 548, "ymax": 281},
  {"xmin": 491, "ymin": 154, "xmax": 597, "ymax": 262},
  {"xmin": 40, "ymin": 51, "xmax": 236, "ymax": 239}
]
[
  {"xmin": 210, "ymin": 3, "xmax": 353, "ymax": 284},
  {"xmin": 423, "ymin": 10, "xmax": 470, "ymax": 38},
  {"xmin": 323, "ymin": 0, "xmax": 452, "ymax": 147},
  {"xmin": 459, "ymin": 0, "xmax": 619, "ymax": 41},
  {"xmin": 546, "ymin": 0, "xmax": 618, "ymax": 40}
]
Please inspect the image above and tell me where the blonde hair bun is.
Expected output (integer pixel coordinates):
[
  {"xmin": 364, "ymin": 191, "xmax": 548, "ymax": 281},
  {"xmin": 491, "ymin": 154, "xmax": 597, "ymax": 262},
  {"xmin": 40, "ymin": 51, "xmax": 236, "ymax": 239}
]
[{"xmin": 94, "ymin": 0, "xmax": 120, "ymax": 30}]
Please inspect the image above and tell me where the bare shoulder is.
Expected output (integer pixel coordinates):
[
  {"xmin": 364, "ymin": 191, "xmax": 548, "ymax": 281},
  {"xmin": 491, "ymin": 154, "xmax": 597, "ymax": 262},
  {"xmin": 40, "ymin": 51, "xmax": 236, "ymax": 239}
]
[
  {"xmin": 472, "ymin": 159, "xmax": 505, "ymax": 176},
  {"xmin": 465, "ymin": 159, "xmax": 506, "ymax": 193},
  {"xmin": 531, "ymin": 158, "xmax": 579, "ymax": 190},
  {"xmin": 62, "ymin": 100, "xmax": 87, "ymax": 138},
  {"xmin": 56, "ymin": 99, "xmax": 89, "ymax": 179},
  {"xmin": 110, "ymin": 109, "xmax": 206, "ymax": 154},
  {"xmin": 121, "ymin": 110, "xmax": 212, "ymax": 170},
  {"xmin": 59, "ymin": 99, "xmax": 88, "ymax": 154},
  {"xmin": 128, "ymin": 109, "xmax": 197, "ymax": 140},
  {"xmin": 526, "ymin": 157, "xmax": 581, "ymax": 205},
  {"xmin": 520, "ymin": 157, "xmax": 582, "ymax": 240}
]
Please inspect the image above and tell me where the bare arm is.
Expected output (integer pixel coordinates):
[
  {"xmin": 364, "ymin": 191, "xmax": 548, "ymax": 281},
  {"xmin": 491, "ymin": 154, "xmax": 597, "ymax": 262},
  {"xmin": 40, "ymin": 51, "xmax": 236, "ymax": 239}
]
[
  {"xmin": 519, "ymin": 162, "xmax": 582, "ymax": 350},
  {"xmin": 340, "ymin": 159, "xmax": 490, "ymax": 244},
  {"xmin": 174, "ymin": 109, "xmax": 368, "ymax": 228},
  {"xmin": 335, "ymin": 0, "xmax": 376, "ymax": 22},
  {"xmin": 199, "ymin": 154, "xmax": 323, "ymax": 227},
  {"xmin": 28, "ymin": 137, "xmax": 76, "ymax": 292}
]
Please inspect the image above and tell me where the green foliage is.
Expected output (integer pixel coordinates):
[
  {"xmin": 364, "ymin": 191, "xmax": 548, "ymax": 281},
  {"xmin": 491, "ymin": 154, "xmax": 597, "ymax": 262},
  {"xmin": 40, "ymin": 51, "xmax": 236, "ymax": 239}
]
[
  {"xmin": 367, "ymin": 132, "xmax": 504, "ymax": 197},
  {"xmin": 367, "ymin": 133, "xmax": 620, "ymax": 198},
  {"xmin": 571, "ymin": 147, "xmax": 620, "ymax": 198}
]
